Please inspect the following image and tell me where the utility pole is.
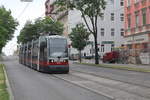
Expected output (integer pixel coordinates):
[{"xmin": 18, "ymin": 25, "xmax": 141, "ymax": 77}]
[{"xmin": 148, "ymin": 35, "xmax": 150, "ymax": 65}]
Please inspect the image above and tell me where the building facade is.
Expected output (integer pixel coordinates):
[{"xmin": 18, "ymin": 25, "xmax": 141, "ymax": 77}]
[
  {"xmin": 69, "ymin": 0, "xmax": 125, "ymax": 57},
  {"xmin": 124, "ymin": 0, "xmax": 150, "ymax": 64},
  {"xmin": 45, "ymin": 0, "xmax": 68, "ymax": 36}
]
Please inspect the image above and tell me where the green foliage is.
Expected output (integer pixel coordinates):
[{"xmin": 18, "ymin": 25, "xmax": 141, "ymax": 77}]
[
  {"xmin": 69, "ymin": 24, "xmax": 90, "ymax": 63},
  {"xmin": 0, "ymin": 64, "xmax": 9, "ymax": 100},
  {"xmin": 69, "ymin": 24, "xmax": 90, "ymax": 51},
  {"xmin": 17, "ymin": 17, "xmax": 64, "ymax": 44},
  {"xmin": 0, "ymin": 6, "xmax": 18, "ymax": 53},
  {"xmin": 41, "ymin": 17, "xmax": 64, "ymax": 35},
  {"xmin": 56, "ymin": 0, "xmax": 106, "ymax": 64}
]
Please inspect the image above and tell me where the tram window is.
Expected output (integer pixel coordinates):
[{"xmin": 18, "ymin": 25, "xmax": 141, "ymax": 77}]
[{"xmin": 49, "ymin": 38, "xmax": 68, "ymax": 58}]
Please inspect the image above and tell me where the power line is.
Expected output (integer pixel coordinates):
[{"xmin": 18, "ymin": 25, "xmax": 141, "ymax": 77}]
[{"xmin": 17, "ymin": 3, "xmax": 30, "ymax": 19}]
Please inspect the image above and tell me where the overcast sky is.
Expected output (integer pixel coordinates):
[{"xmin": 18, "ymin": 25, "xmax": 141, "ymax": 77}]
[{"xmin": 0, "ymin": 0, "xmax": 46, "ymax": 56}]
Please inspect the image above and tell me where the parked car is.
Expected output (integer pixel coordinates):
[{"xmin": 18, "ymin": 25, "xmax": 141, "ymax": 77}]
[{"xmin": 102, "ymin": 51, "xmax": 119, "ymax": 63}]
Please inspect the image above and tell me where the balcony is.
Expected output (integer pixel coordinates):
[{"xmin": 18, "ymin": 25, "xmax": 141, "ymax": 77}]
[
  {"xmin": 137, "ymin": 25, "xmax": 150, "ymax": 34},
  {"xmin": 125, "ymin": 28, "xmax": 131, "ymax": 36},
  {"xmin": 141, "ymin": 25, "xmax": 147, "ymax": 32},
  {"xmin": 125, "ymin": 24, "xmax": 150, "ymax": 36},
  {"xmin": 135, "ymin": 27, "xmax": 139, "ymax": 33},
  {"xmin": 145, "ymin": 24, "xmax": 150, "ymax": 31},
  {"xmin": 134, "ymin": 1, "xmax": 140, "ymax": 7},
  {"xmin": 141, "ymin": 0, "xmax": 147, "ymax": 5},
  {"xmin": 127, "ymin": 5, "xmax": 131, "ymax": 10}
]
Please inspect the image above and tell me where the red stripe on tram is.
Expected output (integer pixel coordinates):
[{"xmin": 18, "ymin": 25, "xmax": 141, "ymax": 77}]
[
  {"xmin": 23, "ymin": 58, "xmax": 68, "ymax": 66},
  {"xmin": 39, "ymin": 61, "xmax": 68, "ymax": 66}
]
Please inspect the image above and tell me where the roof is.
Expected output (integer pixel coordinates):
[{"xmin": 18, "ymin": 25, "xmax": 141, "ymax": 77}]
[{"xmin": 45, "ymin": 35, "xmax": 66, "ymax": 39}]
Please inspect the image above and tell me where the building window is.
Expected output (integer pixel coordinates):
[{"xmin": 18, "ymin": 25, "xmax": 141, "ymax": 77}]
[
  {"xmin": 120, "ymin": 28, "xmax": 124, "ymax": 36},
  {"xmin": 97, "ymin": 48, "xmax": 100, "ymax": 52},
  {"xmin": 135, "ymin": 12, "xmax": 139, "ymax": 27},
  {"xmin": 101, "ymin": 13, "xmax": 104, "ymax": 20},
  {"xmin": 120, "ymin": 0, "xmax": 124, "ymax": 6},
  {"xmin": 111, "ymin": 28, "xmax": 115, "ymax": 36},
  {"xmin": 101, "ymin": 45, "xmax": 105, "ymax": 52},
  {"xmin": 127, "ymin": 44, "xmax": 132, "ymax": 49},
  {"xmin": 121, "ymin": 44, "xmax": 124, "ymax": 47},
  {"xmin": 101, "ymin": 28, "xmax": 105, "ymax": 36},
  {"xmin": 111, "ymin": 13, "xmax": 114, "ymax": 21},
  {"xmin": 90, "ymin": 49, "xmax": 92, "ymax": 54},
  {"xmin": 143, "ymin": 43, "xmax": 148, "ymax": 49},
  {"xmin": 142, "ymin": 9, "xmax": 146, "ymax": 25},
  {"xmin": 127, "ymin": 0, "xmax": 130, "ymax": 6},
  {"xmin": 135, "ymin": 0, "xmax": 139, "ymax": 3},
  {"xmin": 127, "ymin": 14, "xmax": 131, "ymax": 28},
  {"xmin": 110, "ymin": 0, "xmax": 114, "ymax": 4},
  {"xmin": 111, "ymin": 44, "xmax": 114, "ymax": 51},
  {"xmin": 120, "ymin": 13, "xmax": 124, "ymax": 21}
]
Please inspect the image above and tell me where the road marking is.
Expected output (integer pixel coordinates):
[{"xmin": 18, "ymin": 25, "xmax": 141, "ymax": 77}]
[
  {"xmin": 3, "ymin": 66, "xmax": 14, "ymax": 100},
  {"xmin": 53, "ymin": 74, "xmax": 115, "ymax": 100},
  {"xmin": 53, "ymin": 71, "xmax": 150, "ymax": 100}
]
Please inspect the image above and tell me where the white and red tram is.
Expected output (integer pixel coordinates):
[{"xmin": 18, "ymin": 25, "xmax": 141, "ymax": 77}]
[{"xmin": 19, "ymin": 35, "xmax": 69, "ymax": 73}]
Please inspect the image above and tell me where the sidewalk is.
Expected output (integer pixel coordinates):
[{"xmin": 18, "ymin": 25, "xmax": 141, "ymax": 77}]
[
  {"xmin": 76, "ymin": 59, "xmax": 150, "ymax": 72},
  {"xmin": 106, "ymin": 63, "xmax": 150, "ymax": 70},
  {"xmin": 0, "ymin": 56, "xmax": 13, "ymax": 100}
]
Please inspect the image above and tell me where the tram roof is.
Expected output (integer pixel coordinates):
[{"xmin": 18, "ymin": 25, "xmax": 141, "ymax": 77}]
[
  {"xmin": 20, "ymin": 35, "xmax": 67, "ymax": 46},
  {"xmin": 42, "ymin": 35, "xmax": 66, "ymax": 39}
]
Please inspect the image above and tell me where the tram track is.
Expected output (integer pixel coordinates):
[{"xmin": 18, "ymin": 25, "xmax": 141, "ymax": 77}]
[
  {"xmin": 51, "ymin": 73, "xmax": 115, "ymax": 100},
  {"xmin": 71, "ymin": 70, "xmax": 150, "ymax": 99},
  {"xmin": 71, "ymin": 69, "xmax": 150, "ymax": 89},
  {"xmin": 49, "ymin": 70, "xmax": 150, "ymax": 100},
  {"xmin": 20, "ymin": 62, "xmax": 150, "ymax": 100}
]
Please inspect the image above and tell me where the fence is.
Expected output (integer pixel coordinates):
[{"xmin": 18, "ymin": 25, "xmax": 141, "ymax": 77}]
[{"xmin": 117, "ymin": 48, "xmax": 150, "ymax": 65}]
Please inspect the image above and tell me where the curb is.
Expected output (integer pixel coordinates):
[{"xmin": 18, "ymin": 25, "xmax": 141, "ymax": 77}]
[
  {"xmin": 3, "ymin": 65, "xmax": 14, "ymax": 100},
  {"xmin": 75, "ymin": 63, "xmax": 150, "ymax": 73}
]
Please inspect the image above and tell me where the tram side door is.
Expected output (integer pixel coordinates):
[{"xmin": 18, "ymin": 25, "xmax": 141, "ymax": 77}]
[{"xmin": 39, "ymin": 40, "xmax": 47, "ymax": 67}]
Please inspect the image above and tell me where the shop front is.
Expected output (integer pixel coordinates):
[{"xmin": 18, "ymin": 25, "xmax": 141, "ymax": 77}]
[{"xmin": 124, "ymin": 33, "xmax": 150, "ymax": 64}]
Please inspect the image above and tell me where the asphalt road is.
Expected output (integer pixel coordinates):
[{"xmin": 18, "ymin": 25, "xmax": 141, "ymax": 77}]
[
  {"xmin": 71, "ymin": 62, "xmax": 150, "ymax": 88},
  {"xmin": 3, "ymin": 56, "xmax": 111, "ymax": 100}
]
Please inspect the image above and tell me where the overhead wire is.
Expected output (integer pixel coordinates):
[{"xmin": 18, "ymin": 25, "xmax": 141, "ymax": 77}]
[{"xmin": 17, "ymin": 2, "xmax": 30, "ymax": 19}]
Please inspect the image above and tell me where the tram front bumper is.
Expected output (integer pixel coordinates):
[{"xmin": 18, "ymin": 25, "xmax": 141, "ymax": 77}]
[{"xmin": 42, "ymin": 65, "xmax": 69, "ymax": 73}]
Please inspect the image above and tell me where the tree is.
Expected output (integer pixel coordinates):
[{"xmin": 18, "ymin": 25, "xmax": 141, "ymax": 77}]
[
  {"xmin": 0, "ymin": 6, "xmax": 18, "ymax": 53},
  {"xmin": 41, "ymin": 17, "xmax": 64, "ymax": 35},
  {"xmin": 69, "ymin": 24, "xmax": 90, "ymax": 63},
  {"xmin": 17, "ymin": 17, "xmax": 64, "ymax": 44},
  {"xmin": 55, "ymin": 0, "xmax": 106, "ymax": 64}
]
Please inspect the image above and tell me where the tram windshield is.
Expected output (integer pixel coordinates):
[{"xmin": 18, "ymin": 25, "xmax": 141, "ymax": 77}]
[{"xmin": 49, "ymin": 38, "xmax": 68, "ymax": 58}]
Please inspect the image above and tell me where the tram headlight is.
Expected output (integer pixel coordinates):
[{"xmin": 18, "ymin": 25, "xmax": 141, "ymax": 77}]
[
  {"xmin": 63, "ymin": 59, "xmax": 68, "ymax": 62},
  {"xmin": 49, "ymin": 59, "xmax": 54, "ymax": 62}
]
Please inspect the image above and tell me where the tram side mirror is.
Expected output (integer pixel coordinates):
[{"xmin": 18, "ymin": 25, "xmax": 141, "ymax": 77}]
[{"xmin": 58, "ymin": 56, "xmax": 61, "ymax": 59}]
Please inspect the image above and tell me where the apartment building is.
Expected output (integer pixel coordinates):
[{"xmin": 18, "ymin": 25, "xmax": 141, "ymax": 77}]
[
  {"xmin": 45, "ymin": 0, "xmax": 68, "ymax": 36},
  {"xmin": 124, "ymin": 0, "xmax": 150, "ymax": 64},
  {"xmin": 69, "ymin": 0, "xmax": 125, "ymax": 57},
  {"xmin": 124, "ymin": 0, "xmax": 150, "ymax": 50}
]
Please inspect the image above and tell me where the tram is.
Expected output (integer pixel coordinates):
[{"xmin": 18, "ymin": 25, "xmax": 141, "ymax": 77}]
[{"xmin": 19, "ymin": 35, "xmax": 69, "ymax": 73}]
